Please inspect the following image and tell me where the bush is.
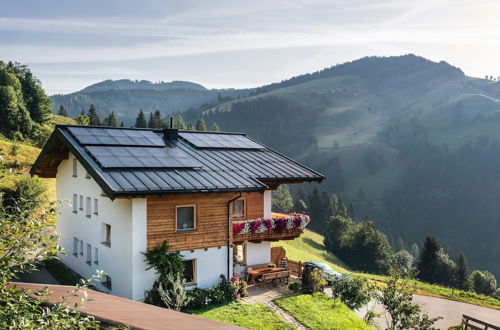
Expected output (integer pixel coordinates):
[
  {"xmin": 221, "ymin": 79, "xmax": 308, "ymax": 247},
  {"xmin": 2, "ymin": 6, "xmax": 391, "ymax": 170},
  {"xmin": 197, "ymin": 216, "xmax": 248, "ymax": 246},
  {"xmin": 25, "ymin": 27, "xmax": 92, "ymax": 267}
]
[
  {"xmin": 394, "ymin": 250, "xmax": 414, "ymax": 272},
  {"xmin": 185, "ymin": 275, "xmax": 239, "ymax": 310},
  {"xmin": 230, "ymin": 275, "xmax": 248, "ymax": 298},
  {"xmin": 288, "ymin": 282, "xmax": 301, "ymax": 293},
  {"xmin": 331, "ymin": 275, "xmax": 371, "ymax": 310},
  {"xmin": 302, "ymin": 266, "xmax": 326, "ymax": 294},
  {"xmin": 469, "ymin": 270, "xmax": 497, "ymax": 296}
]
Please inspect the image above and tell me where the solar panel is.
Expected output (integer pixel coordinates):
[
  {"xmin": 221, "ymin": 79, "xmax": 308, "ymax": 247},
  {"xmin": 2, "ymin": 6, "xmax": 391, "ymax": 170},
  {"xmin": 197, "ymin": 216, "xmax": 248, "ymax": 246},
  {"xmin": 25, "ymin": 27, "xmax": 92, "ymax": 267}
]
[
  {"xmin": 68, "ymin": 127, "xmax": 165, "ymax": 147},
  {"xmin": 86, "ymin": 146, "xmax": 202, "ymax": 169},
  {"xmin": 179, "ymin": 132, "xmax": 264, "ymax": 149}
]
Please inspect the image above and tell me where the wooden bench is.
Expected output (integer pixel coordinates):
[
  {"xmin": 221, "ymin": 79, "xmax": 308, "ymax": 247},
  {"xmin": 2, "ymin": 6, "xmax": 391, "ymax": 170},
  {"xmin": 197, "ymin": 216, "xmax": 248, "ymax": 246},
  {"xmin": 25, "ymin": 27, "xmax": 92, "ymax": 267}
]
[
  {"xmin": 275, "ymin": 270, "xmax": 290, "ymax": 285},
  {"xmin": 258, "ymin": 272, "xmax": 278, "ymax": 287}
]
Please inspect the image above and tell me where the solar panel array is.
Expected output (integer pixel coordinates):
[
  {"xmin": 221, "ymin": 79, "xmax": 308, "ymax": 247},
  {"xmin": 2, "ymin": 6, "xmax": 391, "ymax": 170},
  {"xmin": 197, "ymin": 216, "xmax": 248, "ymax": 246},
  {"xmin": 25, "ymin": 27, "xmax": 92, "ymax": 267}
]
[
  {"xmin": 179, "ymin": 132, "xmax": 264, "ymax": 149},
  {"xmin": 86, "ymin": 146, "xmax": 202, "ymax": 169},
  {"xmin": 68, "ymin": 127, "xmax": 165, "ymax": 146}
]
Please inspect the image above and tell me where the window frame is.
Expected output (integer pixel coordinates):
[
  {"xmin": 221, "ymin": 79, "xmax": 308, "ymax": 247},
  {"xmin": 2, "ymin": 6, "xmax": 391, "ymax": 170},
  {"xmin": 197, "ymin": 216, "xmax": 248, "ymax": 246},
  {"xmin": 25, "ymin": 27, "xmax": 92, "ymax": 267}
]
[
  {"xmin": 73, "ymin": 237, "xmax": 78, "ymax": 257},
  {"xmin": 182, "ymin": 259, "xmax": 197, "ymax": 285},
  {"xmin": 94, "ymin": 247, "xmax": 99, "ymax": 265},
  {"xmin": 86, "ymin": 197, "xmax": 91, "ymax": 218},
  {"xmin": 72, "ymin": 158, "xmax": 77, "ymax": 177},
  {"xmin": 79, "ymin": 195, "xmax": 83, "ymax": 211},
  {"xmin": 102, "ymin": 275, "xmax": 112, "ymax": 290},
  {"xmin": 175, "ymin": 205, "xmax": 196, "ymax": 232},
  {"xmin": 101, "ymin": 223, "xmax": 111, "ymax": 247},
  {"xmin": 79, "ymin": 240, "xmax": 83, "ymax": 256},
  {"xmin": 72, "ymin": 194, "xmax": 78, "ymax": 213},
  {"xmin": 232, "ymin": 198, "xmax": 246, "ymax": 221},
  {"xmin": 93, "ymin": 198, "xmax": 98, "ymax": 215},
  {"xmin": 86, "ymin": 243, "xmax": 91, "ymax": 265}
]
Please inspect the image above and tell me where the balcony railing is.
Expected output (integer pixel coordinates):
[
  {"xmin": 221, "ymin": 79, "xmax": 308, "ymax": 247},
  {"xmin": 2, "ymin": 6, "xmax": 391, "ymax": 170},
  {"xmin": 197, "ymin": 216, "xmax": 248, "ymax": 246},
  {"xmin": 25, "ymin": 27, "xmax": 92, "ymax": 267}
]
[{"xmin": 232, "ymin": 213, "xmax": 310, "ymax": 243}]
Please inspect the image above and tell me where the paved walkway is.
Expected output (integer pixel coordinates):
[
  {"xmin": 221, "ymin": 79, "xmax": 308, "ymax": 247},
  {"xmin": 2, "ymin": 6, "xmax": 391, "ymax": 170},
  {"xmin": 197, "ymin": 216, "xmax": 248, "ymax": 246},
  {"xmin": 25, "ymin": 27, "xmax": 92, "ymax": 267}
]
[{"xmin": 14, "ymin": 267, "xmax": 60, "ymax": 285}]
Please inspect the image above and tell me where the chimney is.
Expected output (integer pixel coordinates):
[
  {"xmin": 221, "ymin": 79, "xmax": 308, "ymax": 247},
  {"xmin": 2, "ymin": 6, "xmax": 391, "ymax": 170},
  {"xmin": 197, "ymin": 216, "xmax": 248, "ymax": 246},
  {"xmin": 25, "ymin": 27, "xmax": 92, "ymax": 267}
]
[{"xmin": 163, "ymin": 116, "xmax": 178, "ymax": 142}]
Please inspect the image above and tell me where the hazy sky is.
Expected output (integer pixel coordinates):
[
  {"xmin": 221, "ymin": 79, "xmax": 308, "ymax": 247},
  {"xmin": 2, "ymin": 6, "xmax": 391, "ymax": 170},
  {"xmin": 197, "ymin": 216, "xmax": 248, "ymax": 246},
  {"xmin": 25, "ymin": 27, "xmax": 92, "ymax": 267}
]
[{"xmin": 1, "ymin": 0, "xmax": 499, "ymax": 94}]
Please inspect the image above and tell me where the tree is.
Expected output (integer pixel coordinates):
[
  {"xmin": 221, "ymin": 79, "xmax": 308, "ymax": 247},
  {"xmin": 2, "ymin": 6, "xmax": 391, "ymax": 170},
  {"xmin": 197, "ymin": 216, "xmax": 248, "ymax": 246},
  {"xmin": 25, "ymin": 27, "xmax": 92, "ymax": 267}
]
[
  {"xmin": 331, "ymin": 275, "xmax": 371, "ymax": 310},
  {"xmin": 377, "ymin": 268, "xmax": 441, "ymax": 330},
  {"xmin": 455, "ymin": 252, "xmax": 469, "ymax": 291},
  {"xmin": 103, "ymin": 111, "xmax": 118, "ymax": 127},
  {"xmin": 293, "ymin": 186, "xmax": 308, "ymax": 213},
  {"xmin": 57, "ymin": 105, "xmax": 68, "ymax": 117},
  {"xmin": 272, "ymin": 185, "xmax": 293, "ymax": 213},
  {"xmin": 75, "ymin": 111, "xmax": 90, "ymax": 126},
  {"xmin": 347, "ymin": 202, "xmax": 356, "ymax": 220},
  {"xmin": 158, "ymin": 274, "xmax": 191, "ymax": 311},
  {"xmin": 173, "ymin": 115, "xmax": 185, "ymax": 129},
  {"xmin": 211, "ymin": 123, "xmax": 220, "ymax": 132},
  {"xmin": 469, "ymin": 270, "xmax": 497, "ymax": 296},
  {"xmin": 0, "ymin": 180, "xmax": 100, "ymax": 328},
  {"xmin": 195, "ymin": 119, "xmax": 207, "ymax": 131},
  {"xmin": 324, "ymin": 215, "xmax": 353, "ymax": 252},
  {"xmin": 335, "ymin": 197, "xmax": 347, "ymax": 218},
  {"xmin": 417, "ymin": 236, "xmax": 440, "ymax": 283},
  {"xmin": 87, "ymin": 104, "xmax": 101, "ymax": 126},
  {"xmin": 135, "ymin": 109, "xmax": 147, "ymax": 128},
  {"xmin": 148, "ymin": 110, "xmax": 164, "ymax": 128},
  {"xmin": 394, "ymin": 250, "xmax": 414, "ymax": 272}
]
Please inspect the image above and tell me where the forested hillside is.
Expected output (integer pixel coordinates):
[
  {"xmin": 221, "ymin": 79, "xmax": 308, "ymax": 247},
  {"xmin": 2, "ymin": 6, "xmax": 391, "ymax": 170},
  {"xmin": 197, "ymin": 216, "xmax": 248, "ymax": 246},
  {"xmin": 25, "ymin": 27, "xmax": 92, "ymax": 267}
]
[
  {"xmin": 51, "ymin": 79, "xmax": 251, "ymax": 124},
  {"xmin": 186, "ymin": 55, "xmax": 500, "ymax": 279}
]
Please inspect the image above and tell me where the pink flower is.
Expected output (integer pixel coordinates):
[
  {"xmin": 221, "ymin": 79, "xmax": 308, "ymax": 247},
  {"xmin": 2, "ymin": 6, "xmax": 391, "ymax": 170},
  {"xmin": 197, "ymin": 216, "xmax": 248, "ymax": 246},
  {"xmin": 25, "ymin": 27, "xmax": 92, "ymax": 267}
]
[
  {"xmin": 250, "ymin": 220, "xmax": 261, "ymax": 233},
  {"xmin": 233, "ymin": 223, "xmax": 245, "ymax": 235}
]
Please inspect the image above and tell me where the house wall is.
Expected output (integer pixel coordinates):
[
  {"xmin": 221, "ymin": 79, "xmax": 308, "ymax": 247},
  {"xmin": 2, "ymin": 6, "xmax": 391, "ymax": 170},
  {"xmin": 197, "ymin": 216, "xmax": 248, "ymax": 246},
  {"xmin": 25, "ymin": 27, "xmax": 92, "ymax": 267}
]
[
  {"xmin": 263, "ymin": 190, "xmax": 272, "ymax": 217},
  {"xmin": 246, "ymin": 241, "xmax": 271, "ymax": 265},
  {"xmin": 56, "ymin": 154, "xmax": 137, "ymax": 299},
  {"xmin": 147, "ymin": 191, "xmax": 264, "ymax": 251}
]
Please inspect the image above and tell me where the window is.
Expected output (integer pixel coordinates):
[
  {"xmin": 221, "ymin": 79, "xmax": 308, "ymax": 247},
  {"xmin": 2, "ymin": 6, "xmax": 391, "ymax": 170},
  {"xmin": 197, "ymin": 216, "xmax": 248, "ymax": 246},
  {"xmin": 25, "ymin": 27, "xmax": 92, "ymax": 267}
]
[
  {"xmin": 93, "ymin": 199, "xmax": 98, "ymax": 215},
  {"xmin": 73, "ymin": 237, "xmax": 78, "ymax": 256},
  {"xmin": 86, "ymin": 244, "xmax": 91, "ymax": 265},
  {"xmin": 79, "ymin": 240, "xmax": 83, "ymax": 256},
  {"xmin": 72, "ymin": 158, "xmax": 77, "ymax": 177},
  {"xmin": 86, "ymin": 197, "xmax": 91, "ymax": 218},
  {"xmin": 102, "ymin": 223, "xmax": 111, "ymax": 247},
  {"xmin": 85, "ymin": 170, "xmax": 91, "ymax": 179},
  {"xmin": 79, "ymin": 195, "xmax": 83, "ymax": 211},
  {"xmin": 176, "ymin": 206, "xmax": 195, "ymax": 231},
  {"xmin": 232, "ymin": 199, "xmax": 245, "ymax": 220},
  {"xmin": 183, "ymin": 259, "xmax": 196, "ymax": 284},
  {"xmin": 72, "ymin": 194, "xmax": 78, "ymax": 213},
  {"xmin": 102, "ymin": 275, "xmax": 112, "ymax": 290},
  {"xmin": 94, "ymin": 247, "xmax": 99, "ymax": 265}
]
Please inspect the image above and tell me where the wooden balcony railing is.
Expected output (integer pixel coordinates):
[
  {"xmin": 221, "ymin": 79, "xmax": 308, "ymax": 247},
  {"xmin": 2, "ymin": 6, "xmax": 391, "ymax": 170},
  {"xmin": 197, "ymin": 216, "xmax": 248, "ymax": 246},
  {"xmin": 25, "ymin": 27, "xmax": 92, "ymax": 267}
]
[{"xmin": 232, "ymin": 213, "xmax": 310, "ymax": 243}]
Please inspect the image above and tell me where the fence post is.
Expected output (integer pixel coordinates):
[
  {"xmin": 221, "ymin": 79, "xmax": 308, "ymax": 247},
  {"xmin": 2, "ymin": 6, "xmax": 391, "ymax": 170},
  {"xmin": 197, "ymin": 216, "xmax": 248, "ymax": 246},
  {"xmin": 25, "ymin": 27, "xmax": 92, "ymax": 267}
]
[{"xmin": 298, "ymin": 261, "xmax": 303, "ymax": 277}]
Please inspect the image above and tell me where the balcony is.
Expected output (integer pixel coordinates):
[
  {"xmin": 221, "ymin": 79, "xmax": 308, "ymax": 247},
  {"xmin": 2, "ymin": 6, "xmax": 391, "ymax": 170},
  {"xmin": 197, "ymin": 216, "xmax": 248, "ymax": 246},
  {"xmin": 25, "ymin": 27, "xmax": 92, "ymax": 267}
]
[{"xmin": 232, "ymin": 213, "xmax": 310, "ymax": 243}]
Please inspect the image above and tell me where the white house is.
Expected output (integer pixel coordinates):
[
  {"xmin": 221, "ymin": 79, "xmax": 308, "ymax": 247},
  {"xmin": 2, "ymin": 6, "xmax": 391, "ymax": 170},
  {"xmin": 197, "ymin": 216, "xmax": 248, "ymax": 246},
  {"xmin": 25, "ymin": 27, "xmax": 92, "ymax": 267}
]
[{"xmin": 31, "ymin": 125, "xmax": 323, "ymax": 300}]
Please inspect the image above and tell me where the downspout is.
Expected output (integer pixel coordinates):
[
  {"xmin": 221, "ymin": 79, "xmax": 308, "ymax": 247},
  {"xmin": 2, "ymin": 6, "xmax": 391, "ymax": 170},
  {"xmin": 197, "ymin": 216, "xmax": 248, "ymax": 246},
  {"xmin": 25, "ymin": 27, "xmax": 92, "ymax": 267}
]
[{"xmin": 226, "ymin": 192, "xmax": 242, "ymax": 280}]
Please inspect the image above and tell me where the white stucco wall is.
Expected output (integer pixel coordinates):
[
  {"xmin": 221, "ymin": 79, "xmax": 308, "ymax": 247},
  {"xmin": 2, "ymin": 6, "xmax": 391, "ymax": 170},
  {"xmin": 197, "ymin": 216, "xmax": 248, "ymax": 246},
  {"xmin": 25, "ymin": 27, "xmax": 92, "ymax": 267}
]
[
  {"xmin": 56, "ymin": 154, "xmax": 135, "ymax": 299},
  {"xmin": 263, "ymin": 190, "xmax": 272, "ymax": 218},
  {"xmin": 246, "ymin": 241, "xmax": 271, "ymax": 265}
]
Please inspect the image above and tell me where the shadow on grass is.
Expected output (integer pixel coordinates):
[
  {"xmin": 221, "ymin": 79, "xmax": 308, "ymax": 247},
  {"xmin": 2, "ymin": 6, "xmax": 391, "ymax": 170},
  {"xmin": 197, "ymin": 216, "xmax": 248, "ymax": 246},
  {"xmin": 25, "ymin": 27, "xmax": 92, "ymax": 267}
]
[
  {"xmin": 302, "ymin": 237, "xmax": 324, "ymax": 250},
  {"xmin": 183, "ymin": 301, "xmax": 234, "ymax": 314}
]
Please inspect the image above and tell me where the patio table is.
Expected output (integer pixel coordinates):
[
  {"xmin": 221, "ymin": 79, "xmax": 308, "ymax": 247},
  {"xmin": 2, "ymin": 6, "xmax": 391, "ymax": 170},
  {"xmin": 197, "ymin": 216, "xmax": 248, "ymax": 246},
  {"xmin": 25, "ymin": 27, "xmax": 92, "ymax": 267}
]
[{"xmin": 247, "ymin": 267, "xmax": 286, "ymax": 285}]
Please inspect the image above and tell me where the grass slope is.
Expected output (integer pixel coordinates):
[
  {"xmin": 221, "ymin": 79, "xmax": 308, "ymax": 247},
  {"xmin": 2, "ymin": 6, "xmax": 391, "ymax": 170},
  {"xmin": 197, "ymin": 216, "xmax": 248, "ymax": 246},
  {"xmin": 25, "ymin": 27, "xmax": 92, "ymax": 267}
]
[
  {"xmin": 273, "ymin": 228, "xmax": 500, "ymax": 310},
  {"xmin": 190, "ymin": 302, "xmax": 294, "ymax": 330},
  {"xmin": 274, "ymin": 293, "xmax": 371, "ymax": 330}
]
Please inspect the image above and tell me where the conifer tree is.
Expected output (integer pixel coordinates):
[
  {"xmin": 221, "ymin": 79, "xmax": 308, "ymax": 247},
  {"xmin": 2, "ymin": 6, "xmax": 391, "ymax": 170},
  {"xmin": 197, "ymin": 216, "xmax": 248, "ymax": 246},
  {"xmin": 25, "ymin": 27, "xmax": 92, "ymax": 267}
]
[
  {"xmin": 87, "ymin": 104, "xmax": 101, "ymax": 126},
  {"xmin": 196, "ymin": 119, "xmax": 207, "ymax": 131},
  {"xmin": 211, "ymin": 123, "xmax": 220, "ymax": 132},
  {"xmin": 417, "ymin": 236, "xmax": 440, "ymax": 283},
  {"xmin": 335, "ymin": 197, "xmax": 348, "ymax": 218},
  {"xmin": 120, "ymin": 121, "xmax": 124, "ymax": 127},
  {"xmin": 347, "ymin": 202, "xmax": 356, "ymax": 220},
  {"xmin": 186, "ymin": 124, "xmax": 194, "ymax": 131},
  {"xmin": 135, "ymin": 109, "xmax": 147, "ymax": 128},
  {"xmin": 58, "ymin": 105, "xmax": 68, "ymax": 117},
  {"xmin": 103, "ymin": 111, "xmax": 118, "ymax": 127},
  {"xmin": 272, "ymin": 185, "xmax": 293, "ymax": 213},
  {"xmin": 148, "ymin": 112, "xmax": 154, "ymax": 128},
  {"xmin": 455, "ymin": 252, "xmax": 469, "ymax": 290},
  {"xmin": 173, "ymin": 114, "xmax": 185, "ymax": 129},
  {"xmin": 75, "ymin": 111, "xmax": 89, "ymax": 125}
]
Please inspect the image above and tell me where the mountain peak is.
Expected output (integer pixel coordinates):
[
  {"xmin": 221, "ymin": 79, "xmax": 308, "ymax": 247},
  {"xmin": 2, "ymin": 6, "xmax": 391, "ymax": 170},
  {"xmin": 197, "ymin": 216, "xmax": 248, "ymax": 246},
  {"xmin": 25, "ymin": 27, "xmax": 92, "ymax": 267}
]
[{"xmin": 79, "ymin": 79, "xmax": 207, "ymax": 93}]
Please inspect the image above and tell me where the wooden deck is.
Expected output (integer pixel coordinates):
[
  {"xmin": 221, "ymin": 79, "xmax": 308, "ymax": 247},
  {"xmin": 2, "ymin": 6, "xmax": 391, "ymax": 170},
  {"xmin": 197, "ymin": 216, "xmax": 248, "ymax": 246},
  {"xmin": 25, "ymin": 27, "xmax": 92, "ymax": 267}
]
[{"xmin": 11, "ymin": 282, "xmax": 241, "ymax": 330}]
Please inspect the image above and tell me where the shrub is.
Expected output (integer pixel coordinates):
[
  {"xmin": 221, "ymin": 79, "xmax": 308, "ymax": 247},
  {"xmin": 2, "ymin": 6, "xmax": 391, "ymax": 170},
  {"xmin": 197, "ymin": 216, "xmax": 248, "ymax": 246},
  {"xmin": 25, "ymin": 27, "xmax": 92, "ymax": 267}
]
[
  {"xmin": 331, "ymin": 275, "xmax": 371, "ymax": 310},
  {"xmin": 394, "ymin": 250, "xmax": 414, "ymax": 272},
  {"xmin": 185, "ymin": 275, "xmax": 239, "ymax": 310},
  {"xmin": 302, "ymin": 266, "xmax": 327, "ymax": 294},
  {"xmin": 469, "ymin": 270, "xmax": 497, "ymax": 296},
  {"xmin": 230, "ymin": 275, "xmax": 248, "ymax": 298},
  {"xmin": 158, "ymin": 274, "xmax": 191, "ymax": 311},
  {"xmin": 288, "ymin": 282, "xmax": 301, "ymax": 293}
]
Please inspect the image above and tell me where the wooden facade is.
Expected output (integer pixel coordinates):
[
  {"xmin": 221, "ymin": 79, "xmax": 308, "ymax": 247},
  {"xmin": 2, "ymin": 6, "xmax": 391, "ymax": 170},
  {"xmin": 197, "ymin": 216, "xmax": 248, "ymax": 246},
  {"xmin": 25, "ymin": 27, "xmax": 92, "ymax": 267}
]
[{"xmin": 147, "ymin": 191, "xmax": 264, "ymax": 251}]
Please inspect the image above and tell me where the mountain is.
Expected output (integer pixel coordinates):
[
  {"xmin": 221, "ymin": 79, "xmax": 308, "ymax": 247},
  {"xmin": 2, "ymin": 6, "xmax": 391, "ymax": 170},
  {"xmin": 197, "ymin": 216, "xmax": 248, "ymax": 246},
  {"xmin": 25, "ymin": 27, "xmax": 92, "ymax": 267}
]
[
  {"xmin": 50, "ymin": 79, "xmax": 251, "ymax": 124},
  {"xmin": 183, "ymin": 54, "xmax": 500, "ymax": 278}
]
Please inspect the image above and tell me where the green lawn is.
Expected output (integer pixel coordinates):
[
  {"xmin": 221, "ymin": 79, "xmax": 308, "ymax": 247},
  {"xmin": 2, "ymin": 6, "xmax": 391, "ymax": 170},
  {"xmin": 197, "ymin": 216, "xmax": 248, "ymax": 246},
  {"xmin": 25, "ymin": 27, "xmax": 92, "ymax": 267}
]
[
  {"xmin": 190, "ymin": 301, "xmax": 294, "ymax": 330},
  {"xmin": 274, "ymin": 293, "xmax": 371, "ymax": 330},
  {"xmin": 273, "ymin": 229, "xmax": 500, "ymax": 310}
]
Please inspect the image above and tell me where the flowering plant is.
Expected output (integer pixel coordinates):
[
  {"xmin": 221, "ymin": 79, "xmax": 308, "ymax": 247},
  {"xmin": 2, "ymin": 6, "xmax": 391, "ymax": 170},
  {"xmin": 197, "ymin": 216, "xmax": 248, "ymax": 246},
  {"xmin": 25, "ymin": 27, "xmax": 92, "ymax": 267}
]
[
  {"xmin": 233, "ymin": 213, "xmax": 311, "ymax": 235},
  {"xmin": 230, "ymin": 275, "xmax": 248, "ymax": 298}
]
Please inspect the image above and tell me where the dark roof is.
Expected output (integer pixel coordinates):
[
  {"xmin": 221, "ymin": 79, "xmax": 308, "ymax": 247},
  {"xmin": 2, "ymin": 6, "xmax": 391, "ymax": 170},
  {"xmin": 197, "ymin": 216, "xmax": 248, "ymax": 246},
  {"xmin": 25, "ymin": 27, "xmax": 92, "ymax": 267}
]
[{"xmin": 31, "ymin": 125, "xmax": 324, "ymax": 198}]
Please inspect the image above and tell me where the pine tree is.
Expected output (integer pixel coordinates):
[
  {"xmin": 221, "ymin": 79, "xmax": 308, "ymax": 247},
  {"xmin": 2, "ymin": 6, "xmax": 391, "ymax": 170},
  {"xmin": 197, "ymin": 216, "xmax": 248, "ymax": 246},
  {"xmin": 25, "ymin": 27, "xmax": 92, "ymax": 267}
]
[
  {"xmin": 103, "ymin": 111, "xmax": 118, "ymax": 127},
  {"xmin": 173, "ymin": 115, "xmax": 185, "ymax": 129},
  {"xmin": 347, "ymin": 202, "xmax": 356, "ymax": 220},
  {"xmin": 335, "ymin": 197, "xmax": 347, "ymax": 218},
  {"xmin": 148, "ymin": 112, "xmax": 154, "ymax": 128},
  {"xmin": 272, "ymin": 185, "xmax": 293, "ymax": 213},
  {"xmin": 195, "ymin": 119, "xmax": 207, "ymax": 131},
  {"xmin": 58, "ymin": 105, "xmax": 68, "ymax": 117},
  {"xmin": 455, "ymin": 252, "xmax": 469, "ymax": 290},
  {"xmin": 211, "ymin": 123, "xmax": 220, "ymax": 132},
  {"xmin": 294, "ymin": 186, "xmax": 308, "ymax": 213},
  {"xmin": 120, "ymin": 121, "xmax": 124, "ymax": 127},
  {"xmin": 186, "ymin": 124, "xmax": 194, "ymax": 131},
  {"xmin": 75, "ymin": 111, "xmax": 90, "ymax": 126},
  {"xmin": 417, "ymin": 236, "xmax": 440, "ymax": 283},
  {"xmin": 87, "ymin": 104, "xmax": 101, "ymax": 126},
  {"xmin": 135, "ymin": 109, "xmax": 147, "ymax": 128}
]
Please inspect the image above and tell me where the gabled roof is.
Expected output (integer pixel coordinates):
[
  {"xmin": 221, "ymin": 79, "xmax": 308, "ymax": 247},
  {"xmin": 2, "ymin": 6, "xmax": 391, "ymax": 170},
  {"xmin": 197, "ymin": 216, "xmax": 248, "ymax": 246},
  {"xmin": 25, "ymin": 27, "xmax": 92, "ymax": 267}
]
[{"xmin": 31, "ymin": 125, "xmax": 324, "ymax": 199}]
